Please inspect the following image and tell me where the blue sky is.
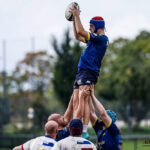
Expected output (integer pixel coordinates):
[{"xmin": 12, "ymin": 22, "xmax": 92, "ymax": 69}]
[{"xmin": 0, "ymin": 0, "xmax": 150, "ymax": 72}]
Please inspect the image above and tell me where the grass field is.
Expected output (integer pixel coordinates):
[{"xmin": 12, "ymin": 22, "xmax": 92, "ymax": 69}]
[{"xmin": 123, "ymin": 140, "xmax": 150, "ymax": 150}]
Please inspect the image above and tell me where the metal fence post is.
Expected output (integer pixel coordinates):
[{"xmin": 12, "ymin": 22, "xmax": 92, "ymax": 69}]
[{"xmin": 134, "ymin": 139, "xmax": 137, "ymax": 150}]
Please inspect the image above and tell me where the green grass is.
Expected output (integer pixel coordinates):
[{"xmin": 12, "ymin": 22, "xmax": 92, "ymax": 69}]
[{"xmin": 123, "ymin": 140, "xmax": 150, "ymax": 150}]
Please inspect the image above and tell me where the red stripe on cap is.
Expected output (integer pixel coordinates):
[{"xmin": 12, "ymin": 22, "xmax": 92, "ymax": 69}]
[{"xmin": 92, "ymin": 16, "xmax": 104, "ymax": 21}]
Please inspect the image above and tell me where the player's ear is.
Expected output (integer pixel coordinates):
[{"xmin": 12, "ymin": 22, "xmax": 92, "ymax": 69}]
[{"xmin": 56, "ymin": 129, "xmax": 58, "ymax": 134}]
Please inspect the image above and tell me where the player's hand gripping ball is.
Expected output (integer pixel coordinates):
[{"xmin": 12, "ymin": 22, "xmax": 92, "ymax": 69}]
[{"xmin": 65, "ymin": 2, "xmax": 80, "ymax": 21}]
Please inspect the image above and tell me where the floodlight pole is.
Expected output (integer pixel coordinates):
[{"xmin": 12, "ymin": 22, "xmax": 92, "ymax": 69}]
[
  {"xmin": 31, "ymin": 37, "xmax": 35, "ymax": 90},
  {"xmin": 31, "ymin": 36, "xmax": 35, "ymax": 52}
]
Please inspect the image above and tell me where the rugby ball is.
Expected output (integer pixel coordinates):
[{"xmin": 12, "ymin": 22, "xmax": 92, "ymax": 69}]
[{"xmin": 65, "ymin": 2, "xmax": 80, "ymax": 21}]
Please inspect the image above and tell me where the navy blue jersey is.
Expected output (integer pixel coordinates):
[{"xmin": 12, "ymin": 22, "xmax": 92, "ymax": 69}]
[
  {"xmin": 93, "ymin": 118, "xmax": 122, "ymax": 150},
  {"xmin": 56, "ymin": 126, "xmax": 70, "ymax": 141},
  {"xmin": 78, "ymin": 32, "xmax": 109, "ymax": 75}
]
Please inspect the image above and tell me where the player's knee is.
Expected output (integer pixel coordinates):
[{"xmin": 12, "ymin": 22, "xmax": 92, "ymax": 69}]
[
  {"xmin": 74, "ymin": 112, "xmax": 83, "ymax": 119},
  {"xmin": 74, "ymin": 106, "xmax": 84, "ymax": 119},
  {"xmin": 77, "ymin": 111, "xmax": 84, "ymax": 119}
]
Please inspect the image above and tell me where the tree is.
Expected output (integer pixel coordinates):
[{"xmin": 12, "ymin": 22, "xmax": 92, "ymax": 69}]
[
  {"xmin": 11, "ymin": 51, "xmax": 54, "ymax": 93},
  {"xmin": 8, "ymin": 51, "xmax": 55, "ymax": 129},
  {"xmin": 52, "ymin": 29, "xmax": 82, "ymax": 108},
  {"xmin": 96, "ymin": 31, "xmax": 150, "ymax": 126},
  {"xmin": 31, "ymin": 93, "xmax": 50, "ymax": 130}
]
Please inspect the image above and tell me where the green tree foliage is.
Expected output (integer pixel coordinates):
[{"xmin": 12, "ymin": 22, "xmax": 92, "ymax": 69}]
[
  {"xmin": 52, "ymin": 29, "xmax": 82, "ymax": 108},
  {"xmin": 11, "ymin": 51, "xmax": 54, "ymax": 93},
  {"xmin": 8, "ymin": 51, "xmax": 54, "ymax": 129},
  {"xmin": 96, "ymin": 31, "xmax": 150, "ymax": 126},
  {"xmin": 31, "ymin": 93, "xmax": 50, "ymax": 130}
]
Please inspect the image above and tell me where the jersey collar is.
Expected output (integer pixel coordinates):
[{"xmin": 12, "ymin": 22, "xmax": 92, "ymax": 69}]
[{"xmin": 45, "ymin": 135, "xmax": 53, "ymax": 139}]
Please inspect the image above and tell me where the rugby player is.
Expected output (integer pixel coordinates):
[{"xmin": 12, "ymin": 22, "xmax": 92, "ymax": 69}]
[
  {"xmin": 48, "ymin": 95, "xmax": 73, "ymax": 141},
  {"xmin": 89, "ymin": 85, "xmax": 122, "ymax": 150},
  {"xmin": 70, "ymin": 5, "xmax": 109, "ymax": 139},
  {"xmin": 13, "ymin": 121, "xmax": 58, "ymax": 150},
  {"xmin": 52, "ymin": 119, "xmax": 96, "ymax": 150}
]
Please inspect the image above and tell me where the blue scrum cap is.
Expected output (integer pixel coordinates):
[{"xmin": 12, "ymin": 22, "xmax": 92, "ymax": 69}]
[
  {"xmin": 69, "ymin": 119, "xmax": 83, "ymax": 128},
  {"xmin": 106, "ymin": 110, "xmax": 117, "ymax": 123},
  {"xmin": 90, "ymin": 16, "xmax": 105, "ymax": 33},
  {"xmin": 69, "ymin": 119, "xmax": 83, "ymax": 136}
]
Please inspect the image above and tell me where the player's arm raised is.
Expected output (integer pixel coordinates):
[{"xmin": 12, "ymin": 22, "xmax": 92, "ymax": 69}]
[
  {"xmin": 71, "ymin": 7, "xmax": 89, "ymax": 42},
  {"xmin": 64, "ymin": 95, "xmax": 73, "ymax": 124},
  {"xmin": 73, "ymin": 20, "xmax": 84, "ymax": 42},
  {"xmin": 89, "ymin": 96, "xmax": 97, "ymax": 126},
  {"xmin": 91, "ymin": 86, "xmax": 112, "ymax": 128}
]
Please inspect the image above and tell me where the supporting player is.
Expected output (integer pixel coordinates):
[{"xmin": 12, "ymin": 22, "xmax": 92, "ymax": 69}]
[
  {"xmin": 51, "ymin": 119, "xmax": 96, "ymax": 150},
  {"xmin": 89, "ymin": 85, "xmax": 122, "ymax": 150},
  {"xmin": 48, "ymin": 95, "xmax": 73, "ymax": 141},
  {"xmin": 70, "ymin": 5, "xmax": 109, "ymax": 139},
  {"xmin": 13, "ymin": 121, "xmax": 58, "ymax": 150}
]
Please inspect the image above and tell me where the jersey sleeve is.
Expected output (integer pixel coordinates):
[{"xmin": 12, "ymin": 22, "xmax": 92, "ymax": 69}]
[
  {"xmin": 82, "ymin": 32, "xmax": 90, "ymax": 43},
  {"xmin": 83, "ymin": 37, "xmax": 88, "ymax": 43},
  {"xmin": 85, "ymin": 32, "xmax": 108, "ymax": 44},
  {"xmin": 23, "ymin": 139, "xmax": 35, "ymax": 150},
  {"xmin": 107, "ymin": 122, "xmax": 120, "ymax": 136},
  {"xmin": 92, "ymin": 117, "xmax": 103, "ymax": 134}
]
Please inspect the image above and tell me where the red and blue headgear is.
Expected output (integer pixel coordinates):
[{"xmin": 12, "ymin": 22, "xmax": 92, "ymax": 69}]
[
  {"xmin": 69, "ymin": 119, "xmax": 83, "ymax": 136},
  {"xmin": 90, "ymin": 16, "xmax": 105, "ymax": 33}
]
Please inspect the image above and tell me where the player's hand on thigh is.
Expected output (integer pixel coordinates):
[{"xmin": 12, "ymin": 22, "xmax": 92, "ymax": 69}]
[
  {"xmin": 79, "ymin": 85, "xmax": 91, "ymax": 96},
  {"xmin": 90, "ymin": 84, "xmax": 95, "ymax": 96},
  {"xmin": 79, "ymin": 85, "xmax": 90, "ymax": 90}
]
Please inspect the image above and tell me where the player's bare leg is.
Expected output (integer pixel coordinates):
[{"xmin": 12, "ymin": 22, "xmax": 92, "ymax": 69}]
[
  {"xmin": 82, "ymin": 95, "xmax": 90, "ymax": 139},
  {"xmin": 73, "ymin": 85, "xmax": 91, "ymax": 139},
  {"xmin": 83, "ymin": 95, "xmax": 90, "ymax": 125},
  {"xmin": 73, "ymin": 86, "xmax": 86, "ymax": 119},
  {"xmin": 81, "ymin": 85, "xmax": 91, "ymax": 139}
]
